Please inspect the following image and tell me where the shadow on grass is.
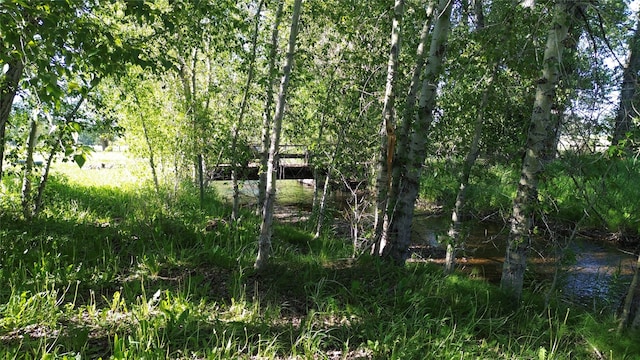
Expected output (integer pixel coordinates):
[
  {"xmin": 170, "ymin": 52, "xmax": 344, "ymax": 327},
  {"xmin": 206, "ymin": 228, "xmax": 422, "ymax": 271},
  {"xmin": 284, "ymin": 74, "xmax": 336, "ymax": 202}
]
[{"xmin": 1, "ymin": 175, "xmax": 639, "ymax": 358}]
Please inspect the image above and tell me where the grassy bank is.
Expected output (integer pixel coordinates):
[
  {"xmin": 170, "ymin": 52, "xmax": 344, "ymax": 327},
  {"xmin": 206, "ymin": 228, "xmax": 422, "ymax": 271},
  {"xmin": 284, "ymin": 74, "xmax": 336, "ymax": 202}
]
[{"xmin": 0, "ymin": 155, "xmax": 638, "ymax": 358}]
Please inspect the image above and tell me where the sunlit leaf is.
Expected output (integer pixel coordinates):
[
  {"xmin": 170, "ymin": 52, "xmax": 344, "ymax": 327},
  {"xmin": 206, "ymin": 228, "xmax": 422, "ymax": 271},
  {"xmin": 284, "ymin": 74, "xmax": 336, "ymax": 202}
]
[{"xmin": 74, "ymin": 153, "xmax": 87, "ymax": 168}]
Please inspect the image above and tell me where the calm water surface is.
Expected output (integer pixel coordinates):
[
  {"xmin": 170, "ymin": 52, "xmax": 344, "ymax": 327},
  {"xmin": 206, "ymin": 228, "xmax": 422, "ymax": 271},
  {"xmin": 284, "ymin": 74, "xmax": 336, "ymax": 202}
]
[{"xmin": 215, "ymin": 180, "xmax": 636, "ymax": 305}]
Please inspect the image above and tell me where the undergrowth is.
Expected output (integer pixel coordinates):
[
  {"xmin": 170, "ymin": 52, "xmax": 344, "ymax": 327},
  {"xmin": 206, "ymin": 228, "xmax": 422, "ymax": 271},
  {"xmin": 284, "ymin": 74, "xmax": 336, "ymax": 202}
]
[
  {"xmin": 0, "ymin": 154, "xmax": 638, "ymax": 359},
  {"xmin": 421, "ymin": 154, "xmax": 640, "ymax": 237}
]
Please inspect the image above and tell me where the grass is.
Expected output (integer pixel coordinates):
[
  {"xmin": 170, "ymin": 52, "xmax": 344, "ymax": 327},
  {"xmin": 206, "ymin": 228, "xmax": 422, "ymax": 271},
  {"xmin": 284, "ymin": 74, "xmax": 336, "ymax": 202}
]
[{"xmin": 0, "ymin": 151, "xmax": 639, "ymax": 358}]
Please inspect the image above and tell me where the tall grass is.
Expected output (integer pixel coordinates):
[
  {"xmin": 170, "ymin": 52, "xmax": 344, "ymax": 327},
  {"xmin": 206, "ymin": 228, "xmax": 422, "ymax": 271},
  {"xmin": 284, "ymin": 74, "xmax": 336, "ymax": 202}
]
[{"xmin": 0, "ymin": 153, "xmax": 638, "ymax": 358}]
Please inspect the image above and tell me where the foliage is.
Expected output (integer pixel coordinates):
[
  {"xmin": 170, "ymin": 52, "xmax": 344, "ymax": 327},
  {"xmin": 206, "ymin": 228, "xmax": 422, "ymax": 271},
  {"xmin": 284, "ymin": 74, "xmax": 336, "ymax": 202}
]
[
  {"xmin": 0, "ymin": 155, "xmax": 638, "ymax": 358},
  {"xmin": 542, "ymin": 154, "xmax": 640, "ymax": 234},
  {"xmin": 418, "ymin": 153, "xmax": 640, "ymax": 236},
  {"xmin": 2, "ymin": 0, "xmax": 640, "ymax": 356}
]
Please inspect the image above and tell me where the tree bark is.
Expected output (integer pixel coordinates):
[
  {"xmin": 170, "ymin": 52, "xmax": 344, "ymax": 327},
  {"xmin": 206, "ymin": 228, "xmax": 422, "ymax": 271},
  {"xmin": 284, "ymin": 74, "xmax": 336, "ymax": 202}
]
[
  {"xmin": 500, "ymin": 0, "xmax": 579, "ymax": 299},
  {"xmin": 375, "ymin": 0, "xmax": 436, "ymax": 256},
  {"xmin": 255, "ymin": 0, "xmax": 303, "ymax": 271},
  {"xmin": 444, "ymin": 0, "xmax": 492, "ymax": 274},
  {"xmin": 618, "ymin": 254, "xmax": 640, "ymax": 332},
  {"xmin": 0, "ymin": 59, "xmax": 25, "ymax": 181},
  {"xmin": 21, "ymin": 119, "xmax": 39, "ymax": 220},
  {"xmin": 314, "ymin": 132, "xmax": 342, "ymax": 239},
  {"xmin": 311, "ymin": 61, "xmax": 340, "ymax": 222},
  {"xmin": 134, "ymin": 92, "xmax": 161, "ymax": 195},
  {"xmin": 445, "ymin": 68, "xmax": 496, "ymax": 274},
  {"xmin": 382, "ymin": 0, "xmax": 453, "ymax": 263},
  {"xmin": 374, "ymin": 0, "xmax": 404, "ymax": 247},
  {"xmin": 34, "ymin": 94, "xmax": 87, "ymax": 217},
  {"xmin": 257, "ymin": 0, "xmax": 285, "ymax": 215},
  {"xmin": 612, "ymin": 14, "xmax": 640, "ymax": 149},
  {"xmin": 230, "ymin": 0, "xmax": 264, "ymax": 221}
]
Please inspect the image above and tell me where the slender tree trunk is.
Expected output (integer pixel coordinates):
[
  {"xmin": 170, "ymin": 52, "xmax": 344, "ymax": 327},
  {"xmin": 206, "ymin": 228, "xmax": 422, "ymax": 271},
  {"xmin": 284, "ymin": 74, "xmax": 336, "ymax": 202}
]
[
  {"xmin": 257, "ymin": 0, "xmax": 285, "ymax": 215},
  {"xmin": 618, "ymin": 254, "xmax": 640, "ymax": 332},
  {"xmin": 314, "ymin": 171, "xmax": 332, "ymax": 239},
  {"xmin": 311, "ymin": 115, "xmax": 326, "ymax": 215},
  {"xmin": 541, "ymin": 15, "xmax": 580, "ymax": 162},
  {"xmin": 374, "ymin": 0, "xmax": 404, "ymax": 242},
  {"xmin": 444, "ymin": 1, "xmax": 490, "ymax": 274},
  {"xmin": 230, "ymin": 0, "xmax": 264, "ymax": 220},
  {"xmin": 197, "ymin": 153, "xmax": 204, "ymax": 207},
  {"xmin": 382, "ymin": 0, "xmax": 453, "ymax": 263},
  {"xmin": 34, "ymin": 94, "xmax": 87, "ymax": 217},
  {"xmin": 376, "ymin": 0, "xmax": 436, "ymax": 255},
  {"xmin": 134, "ymin": 93, "xmax": 161, "ymax": 195},
  {"xmin": 255, "ymin": 0, "xmax": 303, "ymax": 271},
  {"xmin": 315, "ymin": 133, "xmax": 342, "ymax": 239},
  {"xmin": 500, "ymin": 0, "xmax": 580, "ymax": 299},
  {"xmin": 21, "ymin": 119, "xmax": 38, "ymax": 219},
  {"xmin": 445, "ymin": 68, "xmax": 496, "ymax": 274},
  {"xmin": 612, "ymin": 14, "xmax": 640, "ymax": 149},
  {"xmin": 178, "ymin": 49, "xmax": 205, "ymax": 206},
  {"xmin": 311, "ymin": 60, "xmax": 341, "ymax": 224},
  {"xmin": 0, "ymin": 59, "xmax": 24, "ymax": 181}
]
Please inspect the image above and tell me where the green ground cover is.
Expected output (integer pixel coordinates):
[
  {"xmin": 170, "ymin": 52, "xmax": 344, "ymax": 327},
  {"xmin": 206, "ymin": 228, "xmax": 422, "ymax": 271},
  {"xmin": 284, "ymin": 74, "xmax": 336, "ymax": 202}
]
[{"xmin": 0, "ymin": 152, "xmax": 638, "ymax": 359}]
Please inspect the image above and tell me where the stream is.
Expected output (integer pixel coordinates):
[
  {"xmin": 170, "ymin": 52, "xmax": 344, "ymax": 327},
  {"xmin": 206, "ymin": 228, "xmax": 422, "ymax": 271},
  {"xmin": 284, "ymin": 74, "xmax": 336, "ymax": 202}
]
[{"xmin": 214, "ymin": 180, "xmax": 636, "ymax": 307}]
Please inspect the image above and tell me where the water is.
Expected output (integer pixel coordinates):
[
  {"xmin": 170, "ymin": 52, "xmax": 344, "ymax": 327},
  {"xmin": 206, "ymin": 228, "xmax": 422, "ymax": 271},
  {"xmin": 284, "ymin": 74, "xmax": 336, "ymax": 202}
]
[
  {"xmin": 214, "ymin": 180, "xmax": 637, "ymax": 305},
  {"xmin": 409, "ymin": 212, "xmax": 636, "ymax": 305},
  {"xmin": 212, "ymin": 180, "xmax": 314, "ymax": 208}
]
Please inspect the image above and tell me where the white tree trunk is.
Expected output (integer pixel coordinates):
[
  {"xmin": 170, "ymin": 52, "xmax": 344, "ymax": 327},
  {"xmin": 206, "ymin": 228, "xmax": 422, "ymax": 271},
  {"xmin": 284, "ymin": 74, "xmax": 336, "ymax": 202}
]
[
  {"xmin": 231, "ymin": 0, "xmax": 264, "ymax": 221},
  {"xmin": 257, "ymin": 0, "xmax": 285, "ymax": 216},
  {"xmin": 378, "ymin": 0, "xmax": 436, "ymax": 256},
  {"xmin": 21, "ymin": 119, "xmax": 38, "ymax": 219},
  {"xmin": 374, "ymin": 0, "xmax": 404, "ymax": 247},
  {"xmin": 501, "ymin": 0, "xmax": 579, "ymax": 299},
  {"xmin": 255, "ymin": 0, "xmax": 303, "ymax": 271},
  {"xmin": 383, "ymin": 0, "xmax": 453, "ymax": 263},
  {"xmin": 35, "ymin": 94, "xmax": 88, "ymax": 217},
  {"xmin": 445, "ymin": 69, "xmax": 495, "ymax": 274},
  {"xmin": 444, "ymin": 2, "xmax": 491, "ymax": 274}
]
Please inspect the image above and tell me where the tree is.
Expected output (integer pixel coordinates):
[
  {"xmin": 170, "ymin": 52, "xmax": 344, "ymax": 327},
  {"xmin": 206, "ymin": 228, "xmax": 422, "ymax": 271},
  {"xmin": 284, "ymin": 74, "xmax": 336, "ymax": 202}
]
[
  {"xmin": 500, "ymin": 0, "xmax": 583, "ymax": 299},
  {"xmin": 372, "ymin": 0, "xmax": 436, "ymax": 255},
  {"xmin": 377, "ymin": 0, "xmax": 453, "ymax": 263},
  {"xmin": 611, "ymin": 12, "xmax": 640, "ymax": 150},
  {"xmin": 255, "ymin": 0, "xmax": 304, "ymax": 271},
  {"xmin": 373, "ymin": 0, "xmax": 404, "ymax": 249},
  {"xmin": 0, "ymin": 0, "xmax": 163, "ymax": 198},
  {"xmin": 257, "ymin": 0, "xmax": 285, "ymax": 216},
  {"xmin": 230, "ymin": 0, "xmax": 265, "ymax": 220}
]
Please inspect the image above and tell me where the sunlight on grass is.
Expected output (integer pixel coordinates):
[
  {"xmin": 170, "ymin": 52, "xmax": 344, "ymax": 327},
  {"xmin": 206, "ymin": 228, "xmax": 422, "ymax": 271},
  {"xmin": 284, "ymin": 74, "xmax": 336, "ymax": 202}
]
[
  {"xmin": 51, "ymin": 150, "xmax": 147, "ymax": 188},
  {"xmin": 1, "ymin": 152, "xmax": 639, "ymax": 359}
]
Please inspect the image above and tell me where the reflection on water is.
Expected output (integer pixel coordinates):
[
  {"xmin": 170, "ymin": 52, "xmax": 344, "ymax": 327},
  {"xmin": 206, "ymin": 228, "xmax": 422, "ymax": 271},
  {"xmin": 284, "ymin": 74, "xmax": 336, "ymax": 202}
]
[
  {"xmin": 409, "ymin": 213, "xmax": 636, "ymax": 305},
  {"xmin": 212, "ymin": 180, "xmax": 314, "ymax": 208},
  {"xmin": 214, "ymin": 180, "xmax": 636, "ymax": 304}
]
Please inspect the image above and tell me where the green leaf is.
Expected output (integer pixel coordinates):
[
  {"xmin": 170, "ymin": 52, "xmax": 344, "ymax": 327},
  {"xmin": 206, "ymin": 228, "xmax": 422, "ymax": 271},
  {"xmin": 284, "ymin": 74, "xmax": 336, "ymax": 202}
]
[{"xmin": 74, "ymin": 154, "xmax": 87, "ymax": 168}]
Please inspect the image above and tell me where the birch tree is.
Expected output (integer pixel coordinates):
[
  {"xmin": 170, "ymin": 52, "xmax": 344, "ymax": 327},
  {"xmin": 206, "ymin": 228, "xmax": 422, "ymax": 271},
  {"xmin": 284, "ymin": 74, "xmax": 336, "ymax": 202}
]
[
  {"xmin": 501, "ymin": 0, "xmax": 582, "ymax": 299},
  {"xmin": 257, "ymin": 0, "xmax": 285, "ymax": 215},
  {"xmin": 230, "ymin": 0, "xmax": 265, "ymax": 220},
  {"xmin": 374, "ymin": 0, "xmax": 437, "ymax": 256},
  {"xmin": 374, "ymin": 0, "xmax": 404, "ymax": 244},
  {"xmin": 379, "ymin": 0, "xmax": 453, "ymax": 263},
  {"xmin": 255, "ymin": 0, "xmax": 304, "ymax": 271}
]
